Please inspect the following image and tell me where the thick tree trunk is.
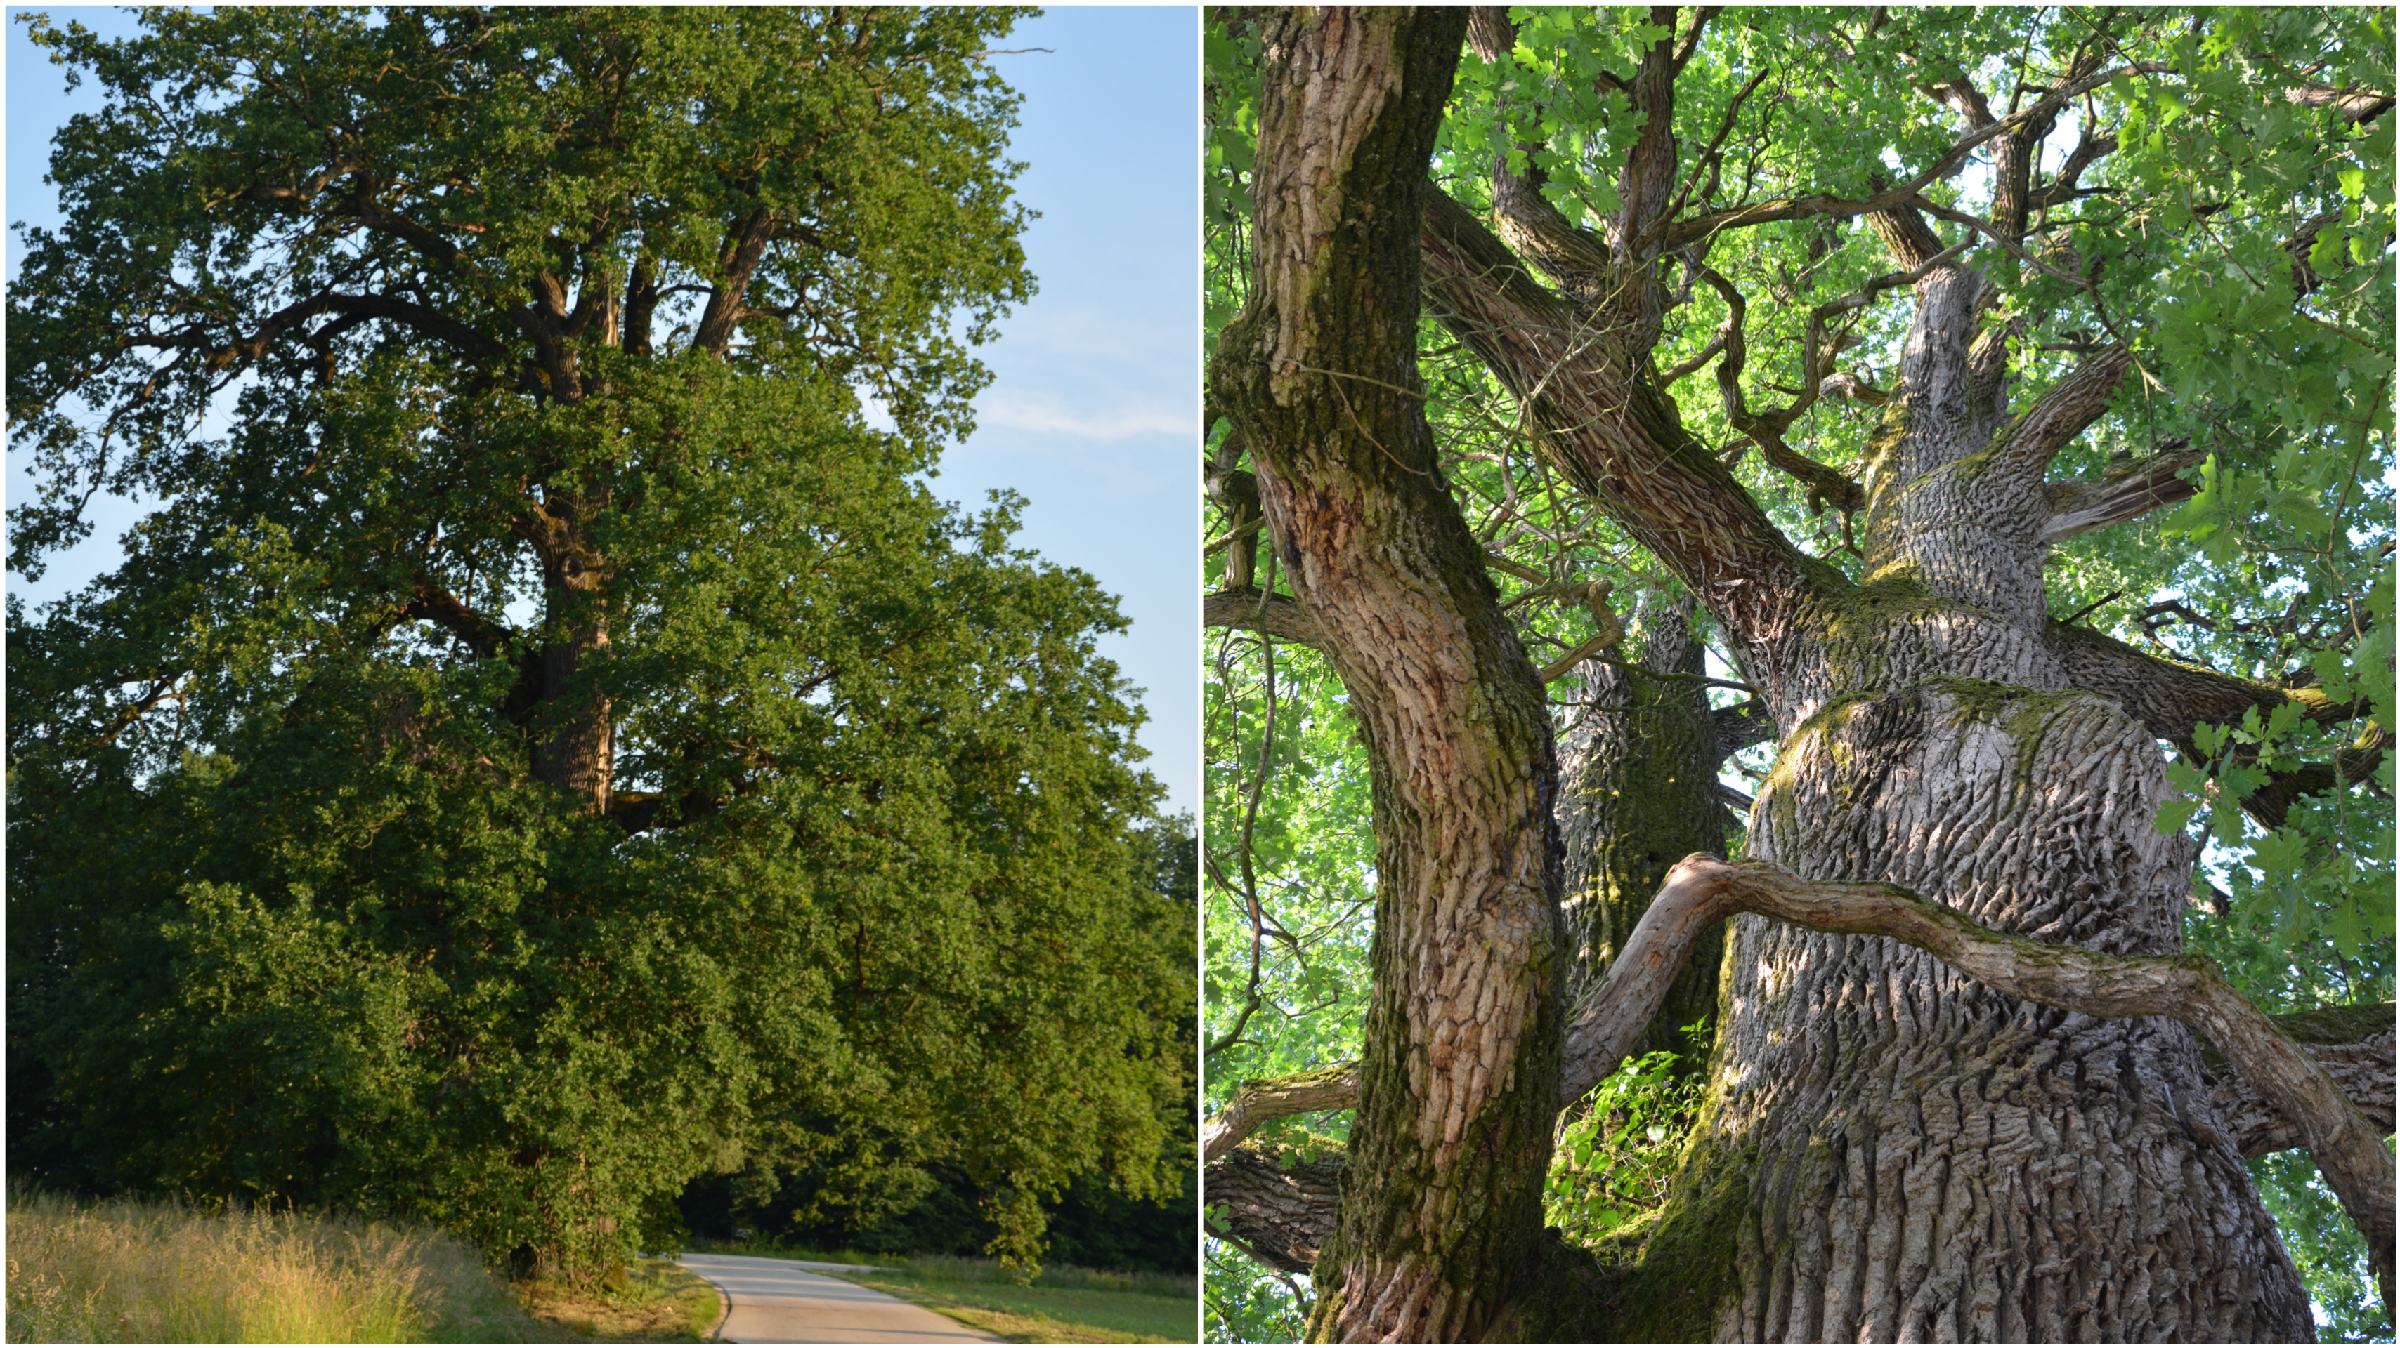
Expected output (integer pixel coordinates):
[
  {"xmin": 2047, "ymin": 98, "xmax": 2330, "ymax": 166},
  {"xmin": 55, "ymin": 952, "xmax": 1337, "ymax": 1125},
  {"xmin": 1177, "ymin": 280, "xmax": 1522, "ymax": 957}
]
[
  {"xmin": 1557, "ymin": 596, "xmax": 1730, "ymax": 1052},
  {"xmin": 531, "ymin": 607, "xmax": 612, "ymax": 815},
  {"xmin": 1213, "ymin": 10, "xmax": 1565, "ymax": 1340},
  {"xmin": 526, "ymin": 501, "xmax": 614, "ymax": 816},
  {"xmin": 1205, "ymin": 601, "xmax": 1743, "ymax": 1280},
  {"xmin": 1618, "ymin": 264, "xmax": 2311, "ymax": 1343},
  {"xmin": 1643, "ymin": 693, "xmax": 2312, "ymax": 1340}
]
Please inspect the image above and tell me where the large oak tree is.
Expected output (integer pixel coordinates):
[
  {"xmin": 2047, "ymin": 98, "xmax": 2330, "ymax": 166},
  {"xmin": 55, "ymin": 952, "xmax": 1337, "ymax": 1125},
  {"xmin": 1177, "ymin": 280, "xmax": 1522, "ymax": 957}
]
[
  {"xmin": 8, "ymin": 6, "xmax": 1189, "ymax": 1278},
  {"xmin": 1203, "ymin": 7, "xmax": 2393, "ymax": 1341}
]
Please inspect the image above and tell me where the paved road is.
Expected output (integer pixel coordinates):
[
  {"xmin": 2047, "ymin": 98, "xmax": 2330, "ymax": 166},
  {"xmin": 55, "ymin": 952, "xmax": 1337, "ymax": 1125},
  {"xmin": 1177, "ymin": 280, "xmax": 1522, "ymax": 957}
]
[{"xmin": 678, "ymin": 1252, "xmax": 999, "ymax": 1344}]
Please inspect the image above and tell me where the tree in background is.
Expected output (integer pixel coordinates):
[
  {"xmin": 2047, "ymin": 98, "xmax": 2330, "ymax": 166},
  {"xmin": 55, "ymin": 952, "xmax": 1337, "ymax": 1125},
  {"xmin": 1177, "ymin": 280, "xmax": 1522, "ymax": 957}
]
[
  {"xmin": 8, "ymin": 6, "xmax": 1189, "ymax": 1279},
  {"xmin": 1204, "ymin": 7, "xmax": 2391, "ymax": 1341}
]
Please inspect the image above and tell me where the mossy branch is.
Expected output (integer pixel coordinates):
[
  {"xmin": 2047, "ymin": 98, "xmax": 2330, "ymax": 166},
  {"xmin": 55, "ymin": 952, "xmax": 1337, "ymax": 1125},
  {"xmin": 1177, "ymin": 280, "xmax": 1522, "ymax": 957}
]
[{"xmin": 1202, "ymin": 1064, "xmax": 1358, "ymax": 1164}]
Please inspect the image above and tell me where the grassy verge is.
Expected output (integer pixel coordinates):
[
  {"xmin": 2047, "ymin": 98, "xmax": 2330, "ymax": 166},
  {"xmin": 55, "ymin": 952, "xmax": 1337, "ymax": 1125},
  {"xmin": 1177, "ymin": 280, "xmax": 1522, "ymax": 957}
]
[
  {"xmin": 5, "ymin": 1190, "xmax": 538, "ymax": 1343},
  {"xmin": 518, "ymin": 1259, "xmax": 720, "ymax": 1343},
  {"xmin": 685, "ymin": 1241, "xmax": 1193, "ymax": 1343}
]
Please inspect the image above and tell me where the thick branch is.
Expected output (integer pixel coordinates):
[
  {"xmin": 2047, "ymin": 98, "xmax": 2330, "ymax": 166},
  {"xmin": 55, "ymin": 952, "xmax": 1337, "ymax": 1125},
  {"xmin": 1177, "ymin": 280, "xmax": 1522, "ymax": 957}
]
[
  {"xmin": 2238, "ymin": 725, "xmax": 2393, "ymax": 829},
  {"xmin": 1206, "ymin": 1146, "xmax": 1343, "ymax": 1275},
  {"xmin": 1217, "ymin": 13, "xmax": 1561, "ymax": 1336},
  {"xmin": 1465, "ymin": 7, "xmax": 1615, "ymax": 293},
  {"xmin": 1711, "ymin": 698, "xmax": 1775, "ymax": 756},
  {"xmin": 138, "ymin": 290, "xmax": 509, "ymax": 372},
  {"xmin": 1990, "ymin": 347, "xmax": 2133, "ymax": 476},
  {"xmin": 693, "ymin": 207, "xmax": 778, "ymax": 357},
  {"xmin": 1203, "ymin": 587, "xmax": 1323, "ymax": 649},
  {"xmin": 1419, "ymin": 187, "xmax": 1830, "ymax": 667},
  {"xmin": 2211, "ymin": 1002, "xmax": 2396, "ymax": 1157},
  {"xmin": 2040, "ymin": 444, "xmax": 2204, "ymax": 544},
  {"xmin": 402, "ymin": 582, "xmax": 514, "ymax": 660},
  {"xmin": 1203, "ymin": 1064, "xmax": 1359, "ymax": 1165},
  {"xmin": 1615, "ymin": 5, "xmax": 1685, "ymax": 255},
  {"xmin": 2045, "ymin": 618, "xmax": 2355, "ymax": 743},
  {"xmin": 2285, "ymin": 82, "xmax": 2396, "ymax": 127},
  {"xmin": 2028, "ymin": 131, "xmax": 2119, "ymax": 214}
]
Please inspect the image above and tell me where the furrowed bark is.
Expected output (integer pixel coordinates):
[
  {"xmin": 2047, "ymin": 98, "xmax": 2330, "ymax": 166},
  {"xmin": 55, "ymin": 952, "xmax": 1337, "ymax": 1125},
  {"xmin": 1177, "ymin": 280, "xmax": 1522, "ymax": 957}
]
[
  {"xmin": 1209, "ymin": 1145, "xmax": 1344, "ymax": 1275},
  {"xmin": 1212, "ymin": 10, "xmax": 1563, "ymax": 1339},
  {"xmin": 1219, "ymin": 9, "xmax": 2373, "ymax": 1339},
  {"xmin": 1629, "ymin": 85, "xmax": 2309, "ymax": 1332},
  {"xmin": 1566, "ymin": 854, "xmax": 2392, "ymax": 1318},
  {"xmin": 2210, "ymin": 1002, "xmax": 2397, "ymax": 1158}
]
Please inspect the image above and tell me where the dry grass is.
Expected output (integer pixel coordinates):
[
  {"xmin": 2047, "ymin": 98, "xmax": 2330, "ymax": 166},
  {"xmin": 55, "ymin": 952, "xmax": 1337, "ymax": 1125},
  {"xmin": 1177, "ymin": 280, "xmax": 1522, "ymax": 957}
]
[{"xmin": 4, "ymin": 1190, "xmax": 538, "ymax": 1343}]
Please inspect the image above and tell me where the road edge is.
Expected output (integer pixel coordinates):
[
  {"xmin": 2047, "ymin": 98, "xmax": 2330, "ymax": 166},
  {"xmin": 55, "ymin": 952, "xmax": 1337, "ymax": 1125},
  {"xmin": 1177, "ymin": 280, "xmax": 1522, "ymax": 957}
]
[{"xmin": 680, "ymin": 1256, "xmax": 735, "ymax": 1344}]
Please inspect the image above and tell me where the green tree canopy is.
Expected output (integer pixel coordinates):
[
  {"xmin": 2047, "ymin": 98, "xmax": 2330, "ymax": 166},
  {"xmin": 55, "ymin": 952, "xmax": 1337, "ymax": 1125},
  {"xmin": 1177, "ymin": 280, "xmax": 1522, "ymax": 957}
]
[{"xmin": 8, "ymin": 5, "xmax": 1189, "ymax": 1278}]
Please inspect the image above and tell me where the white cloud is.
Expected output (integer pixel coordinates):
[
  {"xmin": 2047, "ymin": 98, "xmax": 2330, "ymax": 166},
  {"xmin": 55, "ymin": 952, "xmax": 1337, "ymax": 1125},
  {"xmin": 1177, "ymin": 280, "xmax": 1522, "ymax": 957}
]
[{"xmin": 977, "ymin": 389, "xmax": 1190, "ymax": 442}]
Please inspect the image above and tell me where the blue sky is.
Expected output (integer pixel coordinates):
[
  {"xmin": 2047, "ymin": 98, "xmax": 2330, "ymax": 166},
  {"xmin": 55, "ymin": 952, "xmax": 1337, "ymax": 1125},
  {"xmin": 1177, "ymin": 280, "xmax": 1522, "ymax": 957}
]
[{"xmin": 5, "ymin": 5, "xmax": 1198, "ymax": 811}]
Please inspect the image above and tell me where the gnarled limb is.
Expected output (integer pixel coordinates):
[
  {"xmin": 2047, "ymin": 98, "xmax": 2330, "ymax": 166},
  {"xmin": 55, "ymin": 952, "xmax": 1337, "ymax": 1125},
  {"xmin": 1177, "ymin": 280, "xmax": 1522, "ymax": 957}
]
[
  {"xmin": 2028, "ymin": 129, "xmax": 2120, "ymax": 213},
  {"xmin": 1418, "ymin": 187, "xmax": 1831, "ymax": 676},
  {"xmin": 1689, "ymin": 262, "xmax": 1864, "ymax": 514},
  {"xmin": 1207, "ymin": 873, "xmax": 2395, "ymax": 1287},
  {"xmin": 1203, "ymin": 1064, "xmax": 1358, "ymax": 1165},
  {"xmin": 2211, "ymin": 1002, "xmax": 2396, "ymax": 1158}
]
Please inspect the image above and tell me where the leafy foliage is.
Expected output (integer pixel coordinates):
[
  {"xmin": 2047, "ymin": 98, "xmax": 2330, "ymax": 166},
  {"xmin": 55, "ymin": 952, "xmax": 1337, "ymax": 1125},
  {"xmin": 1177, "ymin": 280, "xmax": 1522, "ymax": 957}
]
[
  {"xmin": 1544, "ymin": 1037, "xmax": 1706, "ymax": 1248},
  {"xmin": 2250, "ymin": 1148, "xmax": 2396, "ymax": 1342}
]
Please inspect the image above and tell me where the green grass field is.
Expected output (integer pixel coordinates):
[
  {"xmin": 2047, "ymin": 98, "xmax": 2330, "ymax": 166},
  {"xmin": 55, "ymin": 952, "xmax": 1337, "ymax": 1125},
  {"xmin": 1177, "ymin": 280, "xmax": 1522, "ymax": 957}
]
[
  {"xmin": 4, "ymin": 1191, "xmax": 720, "ymax": 1344},
  {"xmin": 687, "ymin": 1242, "xmax": 1195, "ymax": 1343}
]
